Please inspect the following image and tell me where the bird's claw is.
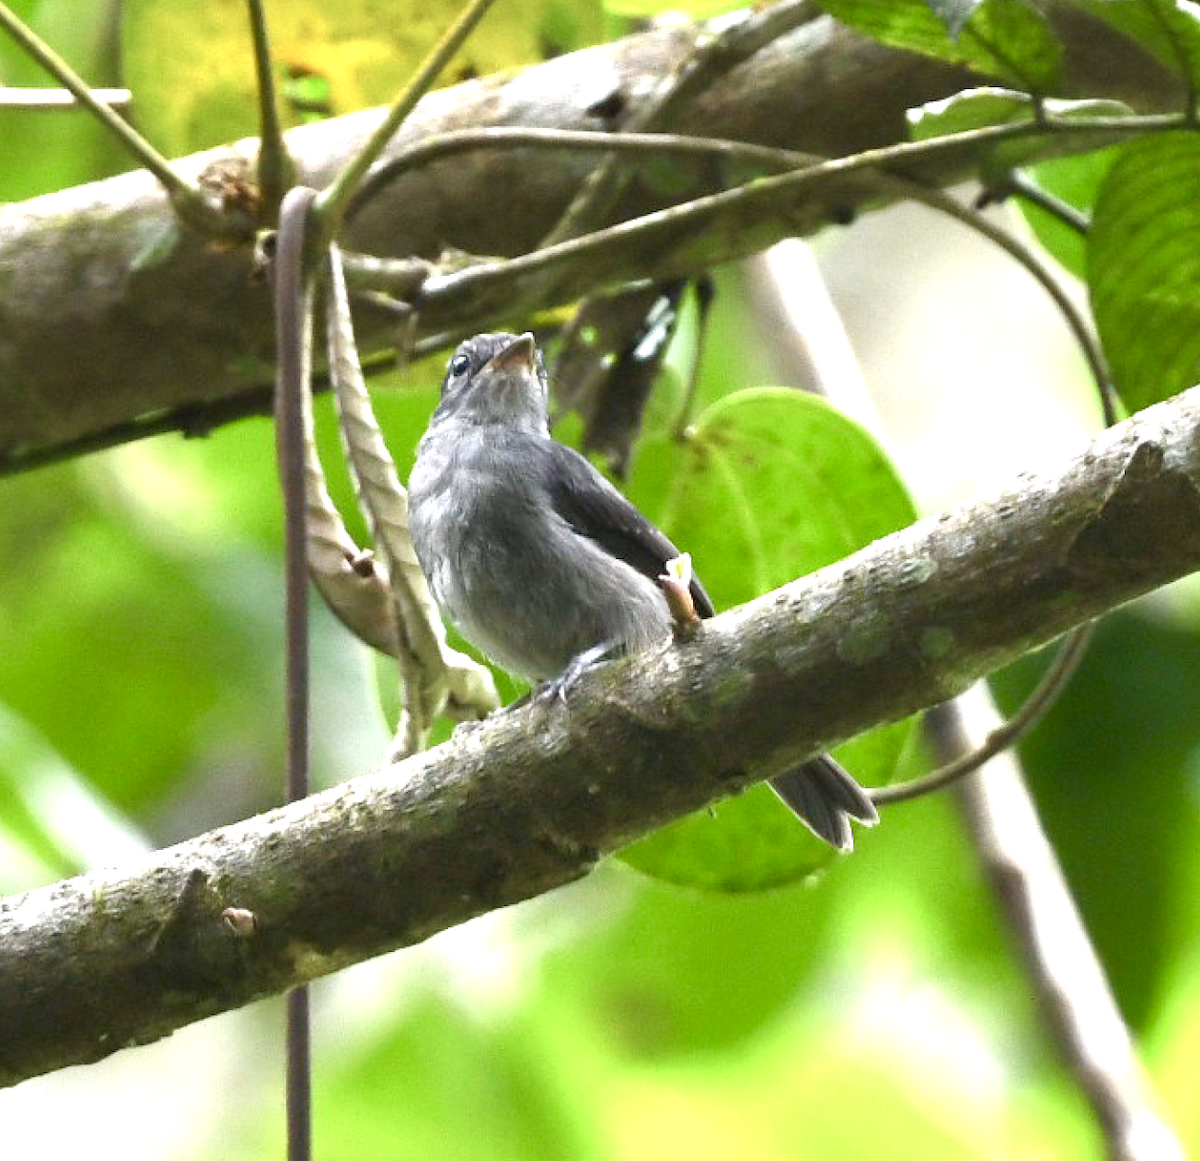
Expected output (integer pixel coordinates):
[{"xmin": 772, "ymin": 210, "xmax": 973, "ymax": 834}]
[{"xmin": 536, "ymin": 640, "xmax": 617, "ymax": 705}]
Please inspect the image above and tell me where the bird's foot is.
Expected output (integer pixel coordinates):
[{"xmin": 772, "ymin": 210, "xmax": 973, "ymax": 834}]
[{"xmin": 536, "ymin": 641, "xmax": 617, "ymax": 705}]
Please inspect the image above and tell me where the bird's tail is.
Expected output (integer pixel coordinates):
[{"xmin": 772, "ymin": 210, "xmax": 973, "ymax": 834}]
[{"xmin": 769, "ymin": 753, "xmax": 879, "ymax": 852}]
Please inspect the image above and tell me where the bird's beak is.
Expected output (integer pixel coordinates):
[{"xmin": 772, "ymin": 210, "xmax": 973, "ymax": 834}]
[{"xmin": 487, "ymin": 332, "xmax": 538, "ymax": 375}]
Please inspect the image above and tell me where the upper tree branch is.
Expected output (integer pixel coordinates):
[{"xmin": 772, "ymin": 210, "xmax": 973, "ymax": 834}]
[
  {"xmin": 0, "ymin": 3, "xmax": 1179, "ymax": 463},
  {"xmin": 3, "ymin": 382, "xmax": 1200, "ymax": 1087}
]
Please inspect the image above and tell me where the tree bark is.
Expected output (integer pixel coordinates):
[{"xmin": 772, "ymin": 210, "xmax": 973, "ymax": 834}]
[
  {"xmin": 0, "ymin": 2, "xmax": 1178, "ymax": 465},
  {"xmin": 2, "ymin": 381, "xmax": 1199, "ymax": 1087}
]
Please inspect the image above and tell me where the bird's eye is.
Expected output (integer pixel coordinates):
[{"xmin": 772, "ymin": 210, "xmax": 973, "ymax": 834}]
[{"xmin": 449, "ymin": 352, "xmax": 472, "ymax": 377}]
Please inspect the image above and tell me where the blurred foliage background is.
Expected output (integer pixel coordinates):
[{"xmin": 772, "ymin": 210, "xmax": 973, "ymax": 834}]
[{"xmin": 2, "ymin": 0, "xmax": 1200, "ymax": 1158}]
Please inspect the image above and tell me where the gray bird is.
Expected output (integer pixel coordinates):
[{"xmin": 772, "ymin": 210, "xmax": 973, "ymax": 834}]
[{"xmin": 408, "ymin": 331, "xmax": 878, "ymax": 850}]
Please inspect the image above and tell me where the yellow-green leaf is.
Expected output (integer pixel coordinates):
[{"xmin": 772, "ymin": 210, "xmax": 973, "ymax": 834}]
[
  {"xmin": 622, "ymin": 388, "xmax": 919, "ymax": 891},
  {"xmin": 121, "ymin": 0, "xmax": 603, "ymax": 156}
]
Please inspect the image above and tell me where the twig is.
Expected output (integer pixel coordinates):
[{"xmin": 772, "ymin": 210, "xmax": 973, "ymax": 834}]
[
  {"xmin": 991, "ymin": 169, "xmax": 1091, "ymax": 235},
  {"xmin": 345, "ymin": 126, "xmax": 865, "ymax": 222},
  {"xmin": 872, "ymin": 624, "xmax": 1094, "ymax": 805},
  {"xmin": 273, "ymin": 187, "xmax": 319, "ymax": 802},
  {"xmin": 313, "ymin": 0, "xmax": 501, "ymax": 242},
  {"xmin": 890, "ymin": 183, "xmax": 1118, "ymax": 425},
  {"xmin": 408, "ymin": 114, "xmax": 1182, "ymax": 322},
  {"xmin": 245, "ymin": 0, "xmax": 293, "ymax": 221},
  {"xmin": 0, "ymin": 86, "xmax": 130, "ymax": 108},
  {"xmin": 286, "ymin": 989, "xmax": 311, "ymax": 1161},
  {"xmin": 929, "ymin": 693, "xmax": 1187, "ymax": 1161}
]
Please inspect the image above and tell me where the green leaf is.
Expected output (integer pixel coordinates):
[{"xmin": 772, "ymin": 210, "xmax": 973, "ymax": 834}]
[
  {"xmin": 927, "ymin": 0, "xmax": 984, "ymax": 37},
  {"xmin": 816, "ymin": 0, "xmax": 1062, "ymax": 91},
  {"xmin": 621, "ymin": 388, "xmax": 919, "ymax": 891},
  {"xmin": 907, "ymin": 87, "xmax": 1132, "ymax": 179},
  {"xmin": 908, "ymin": 85, "xmax": 1035, "ymax": 138},
  {"xmin": 121, "ymin": 0, "xmax": 604, "ymax": 157},
  {"xmin": 1088, "ymin": 132, "xmax": 1200, "ymax": 412},
  {"xmin": 637, "ymin": 389, "xmax": 920, "ymax": 606},
  {"xmin": 908, "ymin": 87, "xmax": 1131, "ymax": 151},
  {"xmin": 1017, "ymin": 146, "xmax": 1123, "ymax": 280}
]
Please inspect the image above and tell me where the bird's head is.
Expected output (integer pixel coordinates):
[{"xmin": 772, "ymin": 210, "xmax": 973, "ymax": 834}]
[{"xmin": 433, "ymin": 332, "xmax": 549, "ymax": 434}]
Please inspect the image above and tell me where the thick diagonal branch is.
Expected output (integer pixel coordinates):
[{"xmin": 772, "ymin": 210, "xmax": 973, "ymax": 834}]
[
  {"xmin": 0, "ymin": 3, "xmax": 1178, "ymax": 465},
  {"xmin": 2, "ymin": 382, "xmax": 1200, "ymax": 1088}
]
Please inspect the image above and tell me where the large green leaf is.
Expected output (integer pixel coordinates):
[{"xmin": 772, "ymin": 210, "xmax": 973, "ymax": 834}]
[
  {"xmin": 815, "ymin": 0, "xmax": 1062, "ymax": 92},
  {"xmin": 621, "ymin": 388, "xmax": 919, "ymax": 891},
  {"xmin": 1088, "ymin": 132, "xmax": 1200, "ymax": 412}
]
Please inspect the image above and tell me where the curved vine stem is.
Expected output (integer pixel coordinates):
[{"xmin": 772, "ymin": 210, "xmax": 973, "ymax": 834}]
[
  {"xmin": 871, "ymin": 623, "xmax": 1095, "ymax": 806},
  {"xmin": 894, "ymin": 180, "xmax": 1118, "ymax": 426},
  {"xmin": 272, "ymin": 185, "xmax": 321, "ymax": 1161},
  {"xmin": 852, "ymin": 167, "xmax": 1120, "ymax": 806}
]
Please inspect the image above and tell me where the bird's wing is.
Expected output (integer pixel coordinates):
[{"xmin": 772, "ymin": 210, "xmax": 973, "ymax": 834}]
[{"xmin": 540, "ymin": 440, "xmax": 716, "ymax": 618}]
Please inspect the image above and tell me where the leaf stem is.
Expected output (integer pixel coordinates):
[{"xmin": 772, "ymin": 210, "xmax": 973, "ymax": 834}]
[
  {"xmin": 872, "ymin": 624, "xmax": 1095, "ymax": 805},
  {"xmin": 408, "ymin": 113, "xmax": 1183, "ymax": 318},
  {"xmin": 999, "ymin": 169, "xmax": 1090, "ymax": 235},
  {"xmin": 314, "ymin": 0, "xmax": 501, "ymax": 243},
  {"xmin": 246, "ymin": 0, "xmax": 294, "ymax": 223}
]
